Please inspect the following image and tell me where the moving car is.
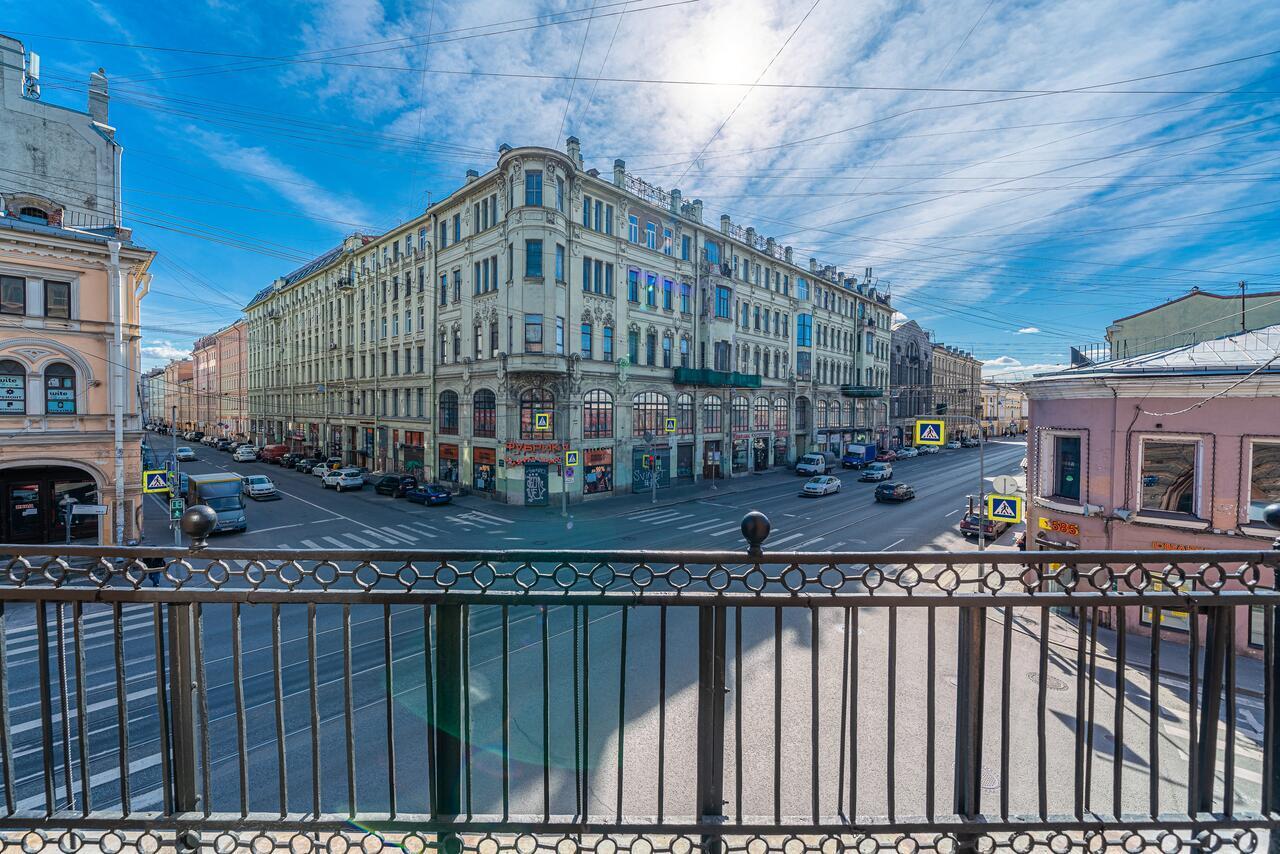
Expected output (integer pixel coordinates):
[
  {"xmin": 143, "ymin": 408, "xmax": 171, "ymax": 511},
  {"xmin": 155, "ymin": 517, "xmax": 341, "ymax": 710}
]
[
  {"xmin": 918, "ymin": 446, "xmax": 939, "ymax": 455},
  {"xmin": 174, "ymin": 446, "xmax": 196, "ymax": 462},
  {"xmin": 961, "ymin": 437, "xmax": 981, "ymax": 448},
  {"xmin": 405, "ymin": 483, "xmax": 452, "ymax": 505},
  {"xmin": 859, "ymin": 462, "xmax": 893, "ymax": 482},
  {"xmin": 959, "ymin": 512, "xmax": 1010, "ymax": 540},
  {"xmin": 874, "ymin": 482, "xmax": 916, "ymax": 502},
  {"xmin": 801, "ymin": 475, "xmax": 841, "ymax": 496},
  {"xmin": 875, "ymin": 450, "xmax": 897, "ymax": 462},
  {"xmin": 896, "ymin": 447, "xmax": 919, "ymax": 459},
  {"xmin": 946, "ymin": 441, "xmax": 962, "ymax": 450},
  {"xmin": 795, "ymin": 453, "xmax": 829, "ymax": 476},
  {"xmin": 322, "ymin": 467, "xmax": 366, "ymax": 492},
  {"xmin": 241, "ymin": 474, "xmax": 278, "ymax": 500},
  {"xmin": 232, "ymin": 445, "xmax": 258, "ymax": 462},
  {"xmin": 841, "ymin": 443, "xmax": 876, "ymax": 469},
  {"xmin": 374, "ymin": 474, "xmax": 418, "ymax": 497}
]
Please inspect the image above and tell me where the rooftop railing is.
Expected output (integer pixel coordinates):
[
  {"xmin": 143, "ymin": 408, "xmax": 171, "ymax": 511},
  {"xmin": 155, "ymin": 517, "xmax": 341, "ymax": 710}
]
[{"xmin": 0, "ymin": 509, "xmax": 1277, "ymax": 853}]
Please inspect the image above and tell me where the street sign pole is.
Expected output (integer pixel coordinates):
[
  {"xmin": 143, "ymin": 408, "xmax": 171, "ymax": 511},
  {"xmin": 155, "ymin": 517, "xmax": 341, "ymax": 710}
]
[{"xmin": 172, "ymin": 405, "xmax": 181, "ymax": 547}]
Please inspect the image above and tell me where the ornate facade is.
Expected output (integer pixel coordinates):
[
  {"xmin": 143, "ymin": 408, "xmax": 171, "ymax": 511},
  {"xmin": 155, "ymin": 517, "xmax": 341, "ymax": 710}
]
[{"xmin": 889, "ymin": 319, "xmax": 933, "ymax": 446}]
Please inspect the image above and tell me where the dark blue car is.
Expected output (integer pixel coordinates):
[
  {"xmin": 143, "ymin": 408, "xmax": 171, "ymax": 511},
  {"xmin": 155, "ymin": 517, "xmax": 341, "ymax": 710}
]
[{"xmin": 405, "ymin": 483, "xmax": 452, "ymax": 506}]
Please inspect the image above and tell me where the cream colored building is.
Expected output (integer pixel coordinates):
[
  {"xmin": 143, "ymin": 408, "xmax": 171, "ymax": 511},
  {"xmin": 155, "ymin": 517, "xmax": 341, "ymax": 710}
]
[
  {"xmin": 0, "ymin": 34, "xmax": 154, "ymax": 545},
  {"xmin": 1106, "ymin": 287, "xmax": 1280, "ymax": 359},
  {"xmin": 981, "ymin": 382, "xmax": 1027, "ymax": 436},
  {"xmin": 162, "ymin": 359, "xmax": 194, "ymax": 431},
  {"xmin": 931, "ymin": 344, "xmax": 983, "ymax": 440},
  {"xmin": 246, "ymin": 137, "xmax": 893, "ymax": 502}
]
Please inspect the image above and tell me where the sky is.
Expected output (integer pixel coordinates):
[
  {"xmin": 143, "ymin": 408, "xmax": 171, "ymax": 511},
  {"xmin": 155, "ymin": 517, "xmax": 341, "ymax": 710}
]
[{"xmin": 7, "ymin": 0, "xmax": 1280, "ymax": 379}]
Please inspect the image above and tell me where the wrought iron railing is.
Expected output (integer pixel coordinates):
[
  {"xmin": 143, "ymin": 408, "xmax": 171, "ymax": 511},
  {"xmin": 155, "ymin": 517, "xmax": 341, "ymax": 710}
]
[{"xmin": 0, "ymin": 511, "xmax": 1278, "ymax": 853}]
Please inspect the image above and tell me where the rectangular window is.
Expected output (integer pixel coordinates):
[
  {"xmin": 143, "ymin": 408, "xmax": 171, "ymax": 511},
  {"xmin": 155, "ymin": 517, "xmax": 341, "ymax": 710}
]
[
  {"xmin": 628, "ymin": 269, "xmax": 640, "ymax": 303},
  {"xmin": 681, "ymin": 235, "xmax": 691, "ymax": 261},
  {"xmin": 628, "ymin": 329, "xmax": 639, "ymax": 364},
  {"xmin": 646, "ymin": 273, "xmax": 657, "ymax": 307},
  {"xmin": 439, "ymin": 273, "xmax": 448, "ymax": 305},
  {"xmin": 556, "ymin": 177, "xmax": 565, "ymax": 212},
  {"xmin": 628, "ymin": 215, "xmax": 639, "ymax": 243},
  {"xmin": 604, "ymin": 263, "xmax": 614, "ymax": 296},
  {"xmin": 593, "ymin": 259, "xmax": 603, "ymax": 295},
  {"xmin": 1248, "ymin": 441, "xmax": 1280, "ymax": 522},
  {"xmin": 555, "ymin": 244, "xmax": 565, "ymax": 281},
  {"xmin": 797, "ymin": 314, "xmax": 812, "ymax": 347},
  {"xmin": 525, "ymin": 240, "xmax": 543, "ymax": 277},
  {"xmin": 1050, "ymin": 436, "xmax": 1081, "ymax": 501},
  {"xmin": 662, "ymin": 278, "xmax": 673, "ymax": 310},
  {"xmin": 797, "ymin": 277, "xmax": 808, "ymax": 300},
  {"xmin": 453, "ymin": 214, "xmax": 461, "ymax": 242},
  {"xmin": 44, "ymin": 281, "xmax": 71, "ymax": 319},
  {"xmin": 583, "ymin": 196, "xmax": 592, "ymax": 227},
  {"xmin": 1139, "ymin": 438, "xmax": 1198, "ymax": 516},
  {"xmin": 715, "ymin": 286, "xmax": 731, "ymax": 318},
  {"xmin": 582, "ymin": 256, "xmax": 593, "ymax": 292},
  {"xmin": 680, "ymin": 283, "xmax": 691, "ymax": 314},
  {"xmin": 524, "ymin": 314, "xmax": 543, "ymax": 353},
  {"xmin": 1, "ymin": 276, "xmax": 25, "ymax": 315},
  {"xmin": 525, "ymin": 170, "xmax": 543, "ymax": 206},
  {"xmin": 645, "ymin": 223, "xmax": 657, "ymax": 250},
  {"xmin": 705, "ymin": 241, "xmax": 720, "ymax": 264},
  {"xmin": 555, "ymin": 316, "xmax": 565, "ymax": 354},
  {"xmin": 663, "ymin": 227, "xmax": 673, "ymax": 255},
  {"xmin": 453, "ymin": 270, "xmax": 461, "ymax": 302},
  {"xmin": 581, "ymin": 323, "xmax": 593, "ymax": 358},
  {"xmin": 604, "ymin": 204, "xmax": 614, "ymax": 235},
  {"xmin": 474, "ymin": 261, "xmax": 482, "ymax": 295}
]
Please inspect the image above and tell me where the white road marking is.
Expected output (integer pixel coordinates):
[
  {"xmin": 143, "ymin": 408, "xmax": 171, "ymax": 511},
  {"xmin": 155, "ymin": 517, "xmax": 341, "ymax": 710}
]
[
  {"xmin": 467, "ymin": 510, "xmax": 513, "ymax": 525},
  {"xmin": 626, "ymin": 508, "xmax": 685, "ymax": 522},
  {"xmin": 945, "ymin": 509, "xmax": 961, "ymax": 517},
  {"xmin": 376, "ymin": 526, "xmax": 417, "ymax": 544},
  {"xmin": 706, "ymin": 524, "xmax": 745, "ymax": 537},
  {"xmin": 768, "ymin": 532, "xmax": 805, "ymax": 547},
  {"xmin": 270, "ymin": 486, "xmax": 367, "ymax": 527},
  {"xmin": 796, "ymin": 537, "xmax": 825, "ymax": 549},
  {"xmin": 679, "ymin": 518, "xmax": 725, "ymax": 531},
  {"xmin": 396, "ymin": 524, "xmax": 434, "ymax": 538},
  {"xmin": 9, "ymin": 685, "xmax": 158, "ymax": 736},
  {"xmin": 253, "ymin": 523, "xmax": 303, "ymax": 534},
  {"xmin": 881, "ymin": 538, "xmax": 905, "ymax": 551},
  {"xmin": 300, "ymin": 539, "xmax": 322, "ymax": 550},
  {"xmin": 321, "ymin": 536, "xmax": 355, "ymax": 549},
  {"xmin": 15, "ymin": 754, "xmax": 163, "ymax": 812}
]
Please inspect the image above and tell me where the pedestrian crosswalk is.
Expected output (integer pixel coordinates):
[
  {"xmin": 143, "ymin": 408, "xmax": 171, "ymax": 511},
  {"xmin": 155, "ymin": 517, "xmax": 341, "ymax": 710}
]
[
  {"xmin": 622, "ymin": 506, "xmax": 849, "ymax": 551},
  {"xmin": 257, "ymin": 509, "xmax": 516, "ymax": 553}
]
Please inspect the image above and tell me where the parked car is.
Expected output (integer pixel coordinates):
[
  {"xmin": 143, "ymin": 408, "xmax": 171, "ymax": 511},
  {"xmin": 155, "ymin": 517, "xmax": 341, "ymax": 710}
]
[
  {"xmin": 875, "ymin": 450, "xmax": 898, "ymax": 462},
  {"xmin": 215, "ymin": 439, "xmax": 232, "ymax": 451},
  {"xmin": 241, "ymin": 474, "xmax": 278, "ymax": 500},
  {"xmin": 946, "ymin": 441, "xmax": 962, "ymax": 450},
  {"xmin": 405, "ymin": 483, "xmax": 453, "ymax": 505},
  {"xmin": 232, "ymin": 445, "xmax": 258, "ymax": 462},
  {"xmin": 312, "ymin": 461, "xmax": 337, "ymax": 478},
  {"xmin": 918, "ymin": 445, "xmax": 939, "ymax": 455},
  {"xmin": 258, "ymin": 444, "xmax": 289, "ymax": 464},
  {"xmin": 801, "ymin": 475, "xmax": 841, "ymax": 496},
  {"xmin": 323, "ymin": 467, "xmax": 366, "ymax": 492},
  {"xmin": 374, "ymin": 474, "xmax": 418, "ymax": 497},
  {"xmin": 859, "ymin": 462, "xmax": 893, "ymax": 482},
  {"xmin": 295, "ymin": 457, "xmax": 321, "ymax": 473},
  {"xmin": 175, "ymin": 446, "xmax": 196, "ymax": 462},
  {"xmin": 278, "ymin": 453, "xmax": 301, "ymax": 469},
  {"xmin": 961, "ymin": 437, "xmax": 981, "ymax": 448},
  {"xmin": 874, "ymin": 482, "xmax": 916, "ymax": 502},
  {"xmin": 896, "ymin": 447, "xmax": 919, "ymax": 459},
  {"xmin": 959, "ymin": 513, "xmax": 1010, "ymax": 540},
  {"xmin": 795, "ymin": 452, "xmax": 829, "ymax": 476}
]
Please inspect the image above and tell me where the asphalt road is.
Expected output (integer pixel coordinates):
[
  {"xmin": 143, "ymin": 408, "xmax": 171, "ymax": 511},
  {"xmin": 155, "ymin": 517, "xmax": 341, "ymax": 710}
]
[{"xmin": 3, "ymin": 438, "xmax": 1267, "ymax": 831}]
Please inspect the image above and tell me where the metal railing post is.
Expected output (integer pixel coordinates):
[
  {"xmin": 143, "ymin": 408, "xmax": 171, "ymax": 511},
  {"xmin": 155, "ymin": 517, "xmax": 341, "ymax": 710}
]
[
  {"xmin": 953, "ymin": 605, "xmax": 986, "ymax": 848},
  {"xmin": 434, "ymin": 604, "xmax": 464, "ymax": 840},
  {"xmin": 1195, "ymin": 606, "xmax": 1230, "ymax": 816},
  {"xmin": 696, "ymin": 604, "xmax": 727, "ymax": 834}
]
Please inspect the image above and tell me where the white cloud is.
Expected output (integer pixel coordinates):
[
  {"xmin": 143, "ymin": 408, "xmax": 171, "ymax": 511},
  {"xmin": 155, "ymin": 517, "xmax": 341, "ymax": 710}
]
[
  {"xmin": 1016, "ymin": 327, "xmax": 1041, "ymax": 334},
  {"xmin": 141, "ymin": 342, "xmax": 191, "ymax": 361},
  {"xmin": 982, "ymin": 355, "xmax": 1070, "ymax": 379}
]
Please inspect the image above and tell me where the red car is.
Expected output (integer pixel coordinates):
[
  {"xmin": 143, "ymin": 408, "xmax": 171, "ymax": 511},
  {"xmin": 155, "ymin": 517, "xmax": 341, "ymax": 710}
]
[{"xmin": 876, "ymin": 450, "xmax": 898, "ymax": 462}]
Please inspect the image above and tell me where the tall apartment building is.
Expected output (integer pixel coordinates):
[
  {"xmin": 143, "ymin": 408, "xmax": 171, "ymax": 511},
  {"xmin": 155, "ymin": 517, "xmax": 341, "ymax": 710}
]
[
  {"xmin": 888, "ymin": 319, "xmax": 933, "ymax": 446},
  {"xmin": 246, "ymin": 138, "xmax": 892, "ymax": 504},
  {"xmin": 0, "ymin": 34, "xmax": 155, "ymax": 544},
  {"xmin": 930, "ymin": 344, "xmax": 983, "ymax": 440},
  {"xmin": 140, "ymin": 368, "xmax": 165, "ymax": 425},
  {"xmin": 192, "ymin": 319, "xmax": 247, "ymax": 438},
  {"xmin": 162, "ymin": 359, "xmax": 193, "ymax": 430}
]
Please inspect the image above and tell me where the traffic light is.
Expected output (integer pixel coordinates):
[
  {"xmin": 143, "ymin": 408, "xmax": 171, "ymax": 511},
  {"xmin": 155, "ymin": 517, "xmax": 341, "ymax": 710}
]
[{"xmin": 642, "ymin": 454, "xmax": 655, "ymax": 469}]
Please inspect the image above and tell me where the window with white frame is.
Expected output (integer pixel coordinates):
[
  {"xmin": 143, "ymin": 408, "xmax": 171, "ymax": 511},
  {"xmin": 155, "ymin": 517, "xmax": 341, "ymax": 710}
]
[
  {"xmin": 1138, "ymin": 437, "xmax": 1200, "ymax": 517},
  {"xmin": 1247, "ymin": 440, "xmax": 1280, "ymax": 523}
]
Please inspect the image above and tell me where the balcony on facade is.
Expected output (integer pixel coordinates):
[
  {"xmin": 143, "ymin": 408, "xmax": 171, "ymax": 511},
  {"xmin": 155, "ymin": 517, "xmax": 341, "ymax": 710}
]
[{"xmin": 672, "ymin": 367, "xmax": 762, "ymax": 388}]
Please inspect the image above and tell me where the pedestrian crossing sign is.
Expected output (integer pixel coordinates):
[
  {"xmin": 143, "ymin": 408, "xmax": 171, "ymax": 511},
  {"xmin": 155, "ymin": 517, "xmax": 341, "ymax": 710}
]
[
  {"xmin": 534, "ymin": 412, "xmax": 551, "ymax": 431},
  {"xmin": 664, "ymin": 416, "xmax": 677, "ymax": 433},
  {"xmin": 143, "ymin": 470, "xmax": 169, "ymax": 494},
  {"xmin": 986, "ymin": 493, "xmax": 1024, "ymax": 523},
  {"xmin": 914, "ymin": 419, "xmax": 946, "ymax": 446},
  {"xmin": 565, "ymin": 450, "xmax": 579, "ymax": 467}
]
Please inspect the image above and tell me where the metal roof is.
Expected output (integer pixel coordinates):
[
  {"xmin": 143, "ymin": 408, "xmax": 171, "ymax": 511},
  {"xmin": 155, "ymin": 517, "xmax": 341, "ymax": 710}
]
[{"xmin": 1030, "ymin": 324, "xmax": 1280, "ymax": 381}]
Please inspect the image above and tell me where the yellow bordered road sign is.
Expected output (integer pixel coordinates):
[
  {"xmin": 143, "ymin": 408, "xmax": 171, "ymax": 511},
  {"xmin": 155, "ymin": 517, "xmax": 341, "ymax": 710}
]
[
  {"xmin": 664, "ymin": 416, "xmax": 677, "ymax": 433},
  {"xmin": 565, "ymin": 450, "xmax": 579, "ymax": 467},
  {"xmin": 143, "ymin": 470, "xmax": 169, "ymax": 493},
  {"xmin": 986, "ymin": 493, "xmax": 1024, "ymax": 523},
  {"xmin": 914, "ymin": 419, "xmax": 945, "ymax": 446},
  {"xmin": 534, "ymin": 412, "xmax": 551, "ymax": 431}
]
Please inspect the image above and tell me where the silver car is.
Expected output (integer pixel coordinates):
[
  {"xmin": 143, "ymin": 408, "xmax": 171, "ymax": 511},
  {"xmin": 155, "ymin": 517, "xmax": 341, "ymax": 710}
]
[
  {"xmin": 241, "ymin": 474, "xmax": 277, "ymax": 500},
  {"xmin": 802, "ymin": 475, "xmax": 841, "ymax": 496},
  {"xmin": 323, "ymin": 467, "xmax": 365, "ymax": 492}
]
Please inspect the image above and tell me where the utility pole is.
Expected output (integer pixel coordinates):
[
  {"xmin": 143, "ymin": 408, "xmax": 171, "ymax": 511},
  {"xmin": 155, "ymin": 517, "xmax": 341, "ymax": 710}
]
[
  {"xmin": 171, "ymin": 405, "xmax": 181, "ymax": 547},
  {"xmin": 108, "ymin": 241, "xmax": 126, "ymax": 545},
  {"xmin": 1240, "ymin": 280, "xmax": 1247, "ymax": 334}
]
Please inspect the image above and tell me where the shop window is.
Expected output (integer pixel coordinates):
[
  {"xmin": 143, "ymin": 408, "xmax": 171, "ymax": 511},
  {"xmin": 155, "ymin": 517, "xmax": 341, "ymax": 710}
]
[
  {"xmin": 520, "ymin": 388, "xmax": 555, "ymax": 439},
  {"xmin": 473, "ymin": 389, "xmax": 496, "ymax": 437},
  {"xmin": 583, "ymin": 389, "xmax": 614, "ymax": 439},
  {"xmin": 703, "ymin": 395, "xmax": 722, "ymax": 433},
  {"xmin": 0, "ymin": 360, "xmax": 25, "ymax": 413},
  {"xmin": 1247, "ymin": 441, "xmax": 1280, "ymax": 522},
  {"xmin": 1139, "ymin": 438, "xmax": 1199, "ymax": 517},
  {"xmin": 44, "ymin": 363, "xmax": 76, "ymax": 414},
  {"xmin": 632, "ymin": 391, "xmax": 669, "ymax": 437},
  {"xmin": 584, "ymin": 448, "xmax": 614, "ymax": 494}
]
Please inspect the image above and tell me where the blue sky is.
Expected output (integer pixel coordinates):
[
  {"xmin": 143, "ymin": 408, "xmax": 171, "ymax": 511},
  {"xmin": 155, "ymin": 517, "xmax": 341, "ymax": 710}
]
[{"xmin": 7, "ymin": 0, "xmax": 1280, "ymax": 377}]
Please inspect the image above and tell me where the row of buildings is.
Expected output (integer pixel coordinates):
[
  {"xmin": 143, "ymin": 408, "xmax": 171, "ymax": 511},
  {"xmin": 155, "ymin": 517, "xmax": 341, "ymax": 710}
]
[{"xmin": 140, "ymin": 319, "xmax": 248, "ymax": 438}]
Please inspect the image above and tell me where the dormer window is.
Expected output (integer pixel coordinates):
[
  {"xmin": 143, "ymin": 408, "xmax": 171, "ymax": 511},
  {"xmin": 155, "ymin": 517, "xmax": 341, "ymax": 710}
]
[{"xmin": 17, "ymin": 207, "xmax": 49, "ymax": 224}]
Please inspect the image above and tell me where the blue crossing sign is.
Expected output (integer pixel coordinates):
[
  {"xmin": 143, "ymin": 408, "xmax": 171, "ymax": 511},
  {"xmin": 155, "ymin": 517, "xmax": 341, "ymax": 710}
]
[
  {"xmin": 914, "ymin": 419, "xmax": 946, "ymax": 446},
  {"xmin": 986, "ymin": 493, "xmax": 1024, "ymax": 523},
  {"xmin": 143, "ymin": 470, "xmax": 169, "ymax": 494}
]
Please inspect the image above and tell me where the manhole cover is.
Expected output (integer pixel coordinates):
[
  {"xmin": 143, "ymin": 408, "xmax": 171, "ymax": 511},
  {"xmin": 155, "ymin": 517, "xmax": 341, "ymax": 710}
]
[
  {"xmin": 982, "ymin": 767, "xmax": 999, "ymax": 790},
  {"xmin": 1026, "ymin": 671, "xmax": 1069, "ymax": 691}
]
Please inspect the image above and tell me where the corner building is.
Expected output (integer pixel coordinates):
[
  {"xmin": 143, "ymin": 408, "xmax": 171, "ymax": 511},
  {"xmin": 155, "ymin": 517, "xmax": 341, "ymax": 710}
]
[{"xmin": 246, "ymin": 138, "xmax": 892, "ymax": 505}]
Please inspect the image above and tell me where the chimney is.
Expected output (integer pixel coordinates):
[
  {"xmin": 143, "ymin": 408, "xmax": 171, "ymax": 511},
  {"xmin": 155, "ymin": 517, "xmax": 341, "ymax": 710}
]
[
  {"xmin": 613, "ymin": 159, "xmax": 626, "ymax": 187},
  {"xmin": 88, "ymin": 68, "xmax": 109, "ymax": 127},
  {"xmin": 0, "ymin": 36, "xmax": 24, "ymax": 101},
  {"xmin": 566, "ymin": 135, "xmax": 581, "ymax": 166},
  {"xmin": 670, "ymin": 188, "xmax": 681, "ymax": 215},
  {"xmin": 766, "ymin": 237, "xmax": 776, "ymax": 256},
  {"xmin": 499, "ymin": 143, "xmax": 512, "ymax": 155},
  {"xmin": 784, "ymin": 246, "xmax": 793, "ymax": 264},
  {"xmin": 691, "ymin": 199, "xmax": 703, "ymax": 223},
  {"xmin": 720, "ymin": 214, "xmax": 731, "ymax": 235},
  {"xmin": 465, "ymin": 169, "xmax": 479, "ymax": 184},
  {"xmin": 745, "ymin": 227, "xmax": 756, "ymax": 246},
  {"xmin": 809, "ymin": 258, "xmax": 818, "ymax": 273}
]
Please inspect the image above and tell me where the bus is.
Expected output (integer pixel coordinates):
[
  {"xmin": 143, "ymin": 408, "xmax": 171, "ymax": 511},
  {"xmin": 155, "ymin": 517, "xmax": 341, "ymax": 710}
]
[{"xmin": 185, "ymin": 472, "xmax": 248, "ymax": 533}]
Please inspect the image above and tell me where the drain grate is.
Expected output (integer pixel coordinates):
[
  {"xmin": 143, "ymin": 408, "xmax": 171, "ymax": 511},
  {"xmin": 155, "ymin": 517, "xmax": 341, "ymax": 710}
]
[
  {"xmin": 982, "ymin": 767, "xmax": 1000, "ymax": 790},
  {"xmin": 1026, "ymin": 671, "xmax": 1069, "ymax": 691}
]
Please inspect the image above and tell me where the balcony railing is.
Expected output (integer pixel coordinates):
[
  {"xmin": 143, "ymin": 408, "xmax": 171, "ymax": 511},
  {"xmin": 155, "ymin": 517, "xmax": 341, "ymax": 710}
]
[
  {"xmin": 0, "ymin": 513, "xmax": 1277, "ymax": 854},
  {"xmin": 839, "ymin": 385, "xmax": 884, "ymax": 398},
  {"xmin": 673, "ymin": 367, "xmax": 762, "ymax": 388}
]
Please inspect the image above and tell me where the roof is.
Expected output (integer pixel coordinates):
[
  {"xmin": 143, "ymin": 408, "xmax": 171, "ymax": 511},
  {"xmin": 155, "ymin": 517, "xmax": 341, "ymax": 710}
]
[
  {"xmin": 0, "ymin": 215, "xmax": 148, "ymax": 251},
  {"xmin": 244, "ymin": 283, "xmax": 276, "ymax": 310},
  {"xmin": 282, "ymin": 242, "xmax": 347, "ymax": 286},
  {"xmin": 1109, "ymin": 287, "xmax": 1280, "ymax": 324},
  {"xmin": 1031, "ymin": 324, "xmax": 1280, "ymax": 381}
]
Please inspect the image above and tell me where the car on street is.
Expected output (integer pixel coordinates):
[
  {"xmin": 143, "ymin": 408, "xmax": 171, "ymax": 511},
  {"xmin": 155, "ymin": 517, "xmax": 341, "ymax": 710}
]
[
  {"xmin": 312, "ymin": 461, "xmax": 337, "ymax": 478},
  {"xmin": 859, "ymin": 462, "xmax": 893, "ymax": 482},
  {"xmin": 405, "ymin": 483, "xmax": 453, "ymax": 505},
  {"xmin": 278, "ymin": 453, "xmax": 301, "ymax": 469},
  {"xmin": 174, "ymin": 446, "xmax": 196, "ymax": 462},
  {"xmin": 323, "ymin": 467, "xmax": 366, "ymax": 492},
  {"xmin": 374, "ymin": 473, "xmax": 418, "ymax": 497},
  {"xmin": 918, "ymin": 445, "xmax": 939, "ymax": 455},
  {"xmin": 875, "ymin": 450, "xmax": 897, "ymax": 462},
  {"xmin": 959, "ymin": 512, "xmax": 1010, "ymax": 540},
  {"xmin": 241, "ymin": 474, "xmax": 279, "ymax": 500},
  {"xmin": 874, "ymin": 482, "xmax": 916, "ymax": 502},
  {"xmin": 896, "ymin": 447, "xmax": 919, "ymax": 458},
  {"xmin": 961, "ymin": 437, "xmax": 981, "ymax": 448},
  {"xmin": 840, "ymin": 443, "xmax": 877, "ymax": 469},
  {"xmin": 801, "ymin": 475, "xmax": 841, "ymax": 496},
  {"xmin": 946, "ymin": 441, "xmax": 962, "ymax": 450},
  {"xmin": 232, "ymin": 445, "xmax": 258, "ymax": 462},
  {"xmin": 258, "ymin": 444, "xmax": 289, "ymax": 464},
  {"xmin": 795, "ymin": 452, "xmax": 829, "ymax": 476},
  {"xmin": 295, "ymin": 457, "xmax": 321, "ymax": 473},
  {"xmin": 215, "ymin": 439, "xmax": 232, "ymax": 451}
]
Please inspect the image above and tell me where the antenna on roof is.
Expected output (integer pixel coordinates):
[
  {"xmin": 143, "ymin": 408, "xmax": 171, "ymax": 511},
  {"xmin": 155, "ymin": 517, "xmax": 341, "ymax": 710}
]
[{"xmin": 24, "ymin": 52, "xmax": 41, "ymax": 100}]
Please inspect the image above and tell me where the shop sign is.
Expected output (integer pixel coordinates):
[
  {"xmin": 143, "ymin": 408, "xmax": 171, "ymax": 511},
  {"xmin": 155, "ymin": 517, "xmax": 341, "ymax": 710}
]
[
  {"xmin": 584, "ymin": 451, "xmax": 614, "ymax": 495},
  {"xmin": 1037, "ymin": 517, "xmax": 1080, "ymax": 537},
  {"xmin": 1151, "ymin": 541, "xmax": 1197, "ymax": 551},
  {"xmin": 504, "ymin": 440, "xmax": 569, "ymax": 466}
]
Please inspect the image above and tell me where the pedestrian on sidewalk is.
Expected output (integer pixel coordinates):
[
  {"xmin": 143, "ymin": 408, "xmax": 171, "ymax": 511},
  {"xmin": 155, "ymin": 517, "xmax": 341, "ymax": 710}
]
[{"xmin": 129, "ymin": 537, "xmax": 166, "ymax": 587}]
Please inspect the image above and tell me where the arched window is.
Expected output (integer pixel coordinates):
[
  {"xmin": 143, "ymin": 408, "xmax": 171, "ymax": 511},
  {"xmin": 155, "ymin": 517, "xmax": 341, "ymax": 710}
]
[
  {"xmin": 703, "ymin": 395, "xmax": 723, "ymax": 432},
  {"xmin": 795, "ymin": 396, "xmax": 810, "ymax": 431},
  {"xmin": 44, "ymin": 362, "xmax": 76, "ymax": 414},
  {"xmin": 473, "ymin": 389, "xmax": 496, "ymax": 437},
  {"xmin": 816, "ymin": 399, "xmax": 828, "ymax": 428},
  {"xmin": 632, "ymin": 391, "xmax": 669, "ymax": 436},
  {"xmin": 0, "ymin": 360, "xmax": 26, "ymax": 413},
  {"xmin": 438, "ymin": 390, "xmax": 459, "ymax": 434},
  {"xmin": 677, "ymin": 393, "xmax": 694, "ymax": 434},
  {"xmin": 773, "ymin": 398, "xmax": 789, "ymax": 431},
  {"xmin": 520, "ymin": 388, "xmax": 555, "ymax": 438},
  {"xmin": 583, "ymin": 390, "xmax": 613, "ymax": 438},
  {"xmin": 753, "ymin": 396, "xmax": 770, "ymax": 430},
  {"xmin": 731, "ymin": 395, "xmax": 749, "ymax": 432}
]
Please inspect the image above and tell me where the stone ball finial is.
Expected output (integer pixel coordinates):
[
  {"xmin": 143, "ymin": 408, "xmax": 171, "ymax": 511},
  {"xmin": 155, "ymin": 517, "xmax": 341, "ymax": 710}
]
[{"xmin": 741, "ymin": 511, "xmax": 771, "ymax": 557}]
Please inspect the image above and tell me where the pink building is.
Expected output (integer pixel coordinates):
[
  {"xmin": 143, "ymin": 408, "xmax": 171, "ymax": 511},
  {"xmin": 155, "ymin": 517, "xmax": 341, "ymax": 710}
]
[{"xmin": 1023, "ymin": 326, "xmax": 1280, "ymax": 655}]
